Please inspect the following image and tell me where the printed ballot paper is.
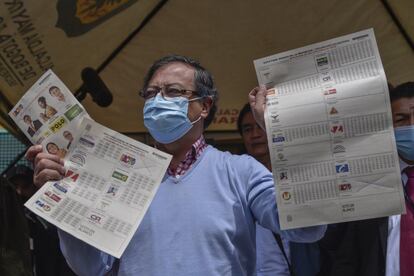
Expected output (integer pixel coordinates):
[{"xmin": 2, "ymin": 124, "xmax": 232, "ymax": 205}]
[
  {"xmin": 9, "ymin": 71, "xmax": 172, "ymax": 257},
  {"xmin": 254, "ymin": 29, "xmax": 405, "ymax": 230}
]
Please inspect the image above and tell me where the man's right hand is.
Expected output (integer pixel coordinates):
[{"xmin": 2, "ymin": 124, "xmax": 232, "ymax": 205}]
[
  {"xmin": 26, "ymin": 145, "xmax": 66, "ymax": 188},
  {"xmin": 248, "ymin": 85, "xmax": 267, "ymax": 131}
]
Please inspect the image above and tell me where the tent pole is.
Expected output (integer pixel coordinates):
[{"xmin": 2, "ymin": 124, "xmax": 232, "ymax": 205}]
[{"xmin": 381, "ymin": 0, "xmax": 413, "ymax": 50}]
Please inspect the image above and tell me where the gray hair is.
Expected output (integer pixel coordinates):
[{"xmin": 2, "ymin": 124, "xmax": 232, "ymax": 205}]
[{"xmin": 142, "ymin": 54, "xmax": 218, "ymax": 129}]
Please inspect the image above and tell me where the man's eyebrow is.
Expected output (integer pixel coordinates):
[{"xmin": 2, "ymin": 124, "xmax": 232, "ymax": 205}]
[
  {"xmin": 241, "ymin": 123, "xmax": 253, "ymax": 128},
  {"xmin": 394, "ymin": 112, "xmax": 409, "ymax": 116},
  {"xmin": 149, "ymin": 82, "xmax": 183, "ymax": 86}
]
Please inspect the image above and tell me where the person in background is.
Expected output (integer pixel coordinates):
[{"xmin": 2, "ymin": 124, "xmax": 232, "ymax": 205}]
[
  {"xmin": 26, "ymin": 54, "xmax": 326, "ymax": 275},
  {"xmin": 238, "ymin": 102, "xmax": 321, "ymax": 276},
  {"xmin": 331, "ymin": 82, "xmax": 414, "ymax": 276},
  {"xmin": 0, "ymin": 175, "xmax": 32, "ymax": 276},
  {"xmin": 5, "ymin": 165, "xmax": 76, "ymax": 276}
]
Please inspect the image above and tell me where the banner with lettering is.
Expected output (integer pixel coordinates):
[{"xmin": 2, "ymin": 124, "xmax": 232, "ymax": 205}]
[{"xmin": 0, "ymin": 0, "xmax": 160, "ymax": 105}]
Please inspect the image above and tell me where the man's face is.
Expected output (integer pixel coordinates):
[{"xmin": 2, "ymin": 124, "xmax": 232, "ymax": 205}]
[
  {"xmin": 38, "ymin": 99, "xmax": 46, "ymax": 108},
  {"xmin": 148, "ymin": 62, "xmax": 204, "ymax": 123},
  {"xmin": 11, "ymin": 176, "xmax": 36, "ymax": 199},
  {"xmin": 51, "ymin": 87, "xmax": 64, "ymax": 101},
  {"xmin": 64, "ymin": 131, "xmax": 73, "ymax": 141},
  {"xmin": 47, "ymin": 143, "xmax": 59, "ymax": 154},
  {"xmin": 391, "ymin": 97, "xmax": 414, "ymax": 127},
  {"xmin": 23, "ymin": 116, "xmax": 32, "ymax": 124},
  {"xmin": 15, "ymin": 105, "xmax": 23, "ymax": 114},
  {"xmin": 240, "ymin": 111, "xmax": 269, "ymax": 159}
]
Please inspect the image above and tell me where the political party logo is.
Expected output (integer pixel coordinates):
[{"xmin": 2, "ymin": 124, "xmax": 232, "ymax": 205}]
[
  {"xmin": 44, "ymin": 191, "xmax": 62, "ymax": 202},
  {"xmin": 49, "ymin": 116, "xmax": 67, "ymax": 133},
  {"xmin": 88, "ymin": 213, "xmax": 102, "ymax": 224},
  {"xmin": 266, "ymin": 88, "xmax": 276, "ymax": 96},
  {"xmin": 279, "ymin": 171, "xmax": 288, "ymax": 180},
  {"xmin": 270, "ymin": 113, "xmax": 279, "ymax": 123},
  {"xmin": 316, "ymin": 56, "xmax": 329, "ymax": 67},
  {"xmin": 56, "ymin": 0, "xmax": 139, "ymax": 37},
  {"xmin": 79, "ymin": 137, "xmax": 95, "ymax": 148},
  {"xmin": 112, "ymin": 170, "xmax": 128, "ymax": 182},
  {"xmin": 330, "ymin": 124, "xmax": 344, "ymax": 135},
  {"xmin": 35, "ymin": 200, "xmax": 51, "ymax": 211},
  {"xmin": 53, "ymin": 182, "xmax": 68, "ymax": 193},
  {"xmin": 70, "ymin": 153, "xmax": 86, "ymax": 166},
  {"xmin": 339, "ymin": 183, "xmax": 352, "ymax": 191},
  {"xmin": 329, "ymin": 107, "xmax": 338, "ymax": 115},
  {"xmin": 335, "ymin": 164, "xmax": 349, "ymax": 173},
  {"xmin": 333, "ymin": 144, "xmax": 346, "ymax": 154},
  {"xmin": 120, "ymin": 154, "xmax": 136, "ymax": 166},
  {"xmin": 320, "ymin": 72, "xmax": 334, "ymax": 83},
  {"xmin": 322, "ymin": 75, "xmax": 331, "ymax": 82},
  {"xmin": 342, "ymin": 203, "xmax": 355, "ymax": 213},
  {"xmin": 282, "ymin": 192, "xmax": 291, "ymax": 200},
  {"xmin": 272, "ymin": 135, "xmax": 285, "ymax": 143},
  {"xmin": 106, "ymin": 185, "xmax": 119, "ymax": 196},
  {"xmin": 64, "ymin": 104, "xmax": 84, "ymax": 121},
  {"xmin": 65, "ymin": 170, "xmax": 79, "ymax": 182},
  {"xmin": 324, "ymin": 88, "xmax": 337, "ymax": 95}
]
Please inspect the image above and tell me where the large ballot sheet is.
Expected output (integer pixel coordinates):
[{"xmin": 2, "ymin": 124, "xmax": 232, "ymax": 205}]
[
  {"xmin": 254, "ymin": 29, "xmax": 405, "ymax": 229},
  {"xmin": 9, "ymin": 71, "xmax": 172, "ymax": 257},
  {"xmin": 24, "ymin": 118, "xmax": 171, "ymax": 258}
]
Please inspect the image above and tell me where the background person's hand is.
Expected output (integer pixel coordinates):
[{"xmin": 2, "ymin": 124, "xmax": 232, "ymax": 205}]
[
  {"xmin": 248, "ymin": 85, "xmax": 267, "ymax": 131},
  {"xmin": 25, "ymin": 145, "xmax": 66, "ymax": 188}
]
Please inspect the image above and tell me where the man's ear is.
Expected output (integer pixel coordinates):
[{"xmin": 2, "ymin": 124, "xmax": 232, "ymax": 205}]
[{"xmin": 200, "ymin": 97, "xmax": 213, "ymax": 119}]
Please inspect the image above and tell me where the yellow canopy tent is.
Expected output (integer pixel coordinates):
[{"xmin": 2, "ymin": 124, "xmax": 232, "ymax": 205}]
[{"xmin": 0, "ymin": 0, "xmax": 413, "ymax": 145}]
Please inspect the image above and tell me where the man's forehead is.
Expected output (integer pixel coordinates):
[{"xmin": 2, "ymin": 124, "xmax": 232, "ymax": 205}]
[
  {"xmin": 241, "ymin": 112, "xmax": 255, "ymax": 122},
  {"xmin": 151, "ymin": 62, "xmax": 195, "ymax": 83},
  {"xmin": 392, "ymin": 97, "xmax": 414, "ymax": 111}
]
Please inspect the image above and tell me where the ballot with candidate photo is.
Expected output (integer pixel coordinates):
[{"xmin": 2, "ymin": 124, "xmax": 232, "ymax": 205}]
[{"xmin": 9, "ymin": 71, "xmax": 172, "ymax": 257}]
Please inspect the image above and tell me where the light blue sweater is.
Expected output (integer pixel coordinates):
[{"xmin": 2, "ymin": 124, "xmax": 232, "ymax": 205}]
[{"xmin": 58, "ymin": 146, "xmax": 326, "ymax": 275}]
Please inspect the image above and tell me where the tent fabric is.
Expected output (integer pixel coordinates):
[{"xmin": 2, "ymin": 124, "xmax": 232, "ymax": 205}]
[
  {"xmin": 93, "ymin": 0, "xmax": 414, "ymax": 133},
  {"xmin": 387, "ymin": 0, "xmax": 414, "ymax": 46},
  {"xmin": 0, "ymin": 0, "xmax": 413, "ymax": 137},
  {"xmin": 0, "ymin": 0, "xmax": 162, "ymax": 103}
]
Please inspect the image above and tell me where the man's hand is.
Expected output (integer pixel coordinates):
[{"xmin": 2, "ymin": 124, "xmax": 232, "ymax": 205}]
[
  {"xmin": 25, "ymin": 145, "xmax": 66, "ymax": 188},
  {"xmin": 248, "ymin": 85, "xmax": 267, "ymax": 130}
]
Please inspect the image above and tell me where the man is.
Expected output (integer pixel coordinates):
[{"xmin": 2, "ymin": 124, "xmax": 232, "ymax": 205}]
[
  {"xmin": 62, "ymin": 130, "xmax": 74, "ymax": 150},
  {"xmin": 238, "ymin": 103, "xmax": 321, "ymax": 276},
  {"xmin": 49, "ymin": 86, "xmax": 66, "ymax": 102},
  {"xmin": 27, "ymin": 55, "xmax": 326, "ymax": 275},
  {"xmin": 13, "ymin": 104, "xmax": 23, "ymax": 117},
  {"xmin": 237, "ymin": 103, "xmax": 272, "ymax": 170},
  {"xmin": 23, "ymin": 114, "xmax": 42, "ymax": 137},
  {"xmin": 238, "ymin": 103, "xmax": 291, "ymax": 276},
  {"xmin": 0, "ymin": 173, "xmax": 31, "ymax": 276},
  {"xmin": 331, "ymin": 82, "xmax": 414, "ymax": 276}
]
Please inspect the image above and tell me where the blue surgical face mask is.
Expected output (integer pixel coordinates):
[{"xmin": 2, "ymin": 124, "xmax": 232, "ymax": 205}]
[
  {"xmin": 143, "ymin": 94, "xmax": 202, "ymax": 144},
  {"xmin": 395, "ymin": 125, "xmax": 414, "ymax": 162}
]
